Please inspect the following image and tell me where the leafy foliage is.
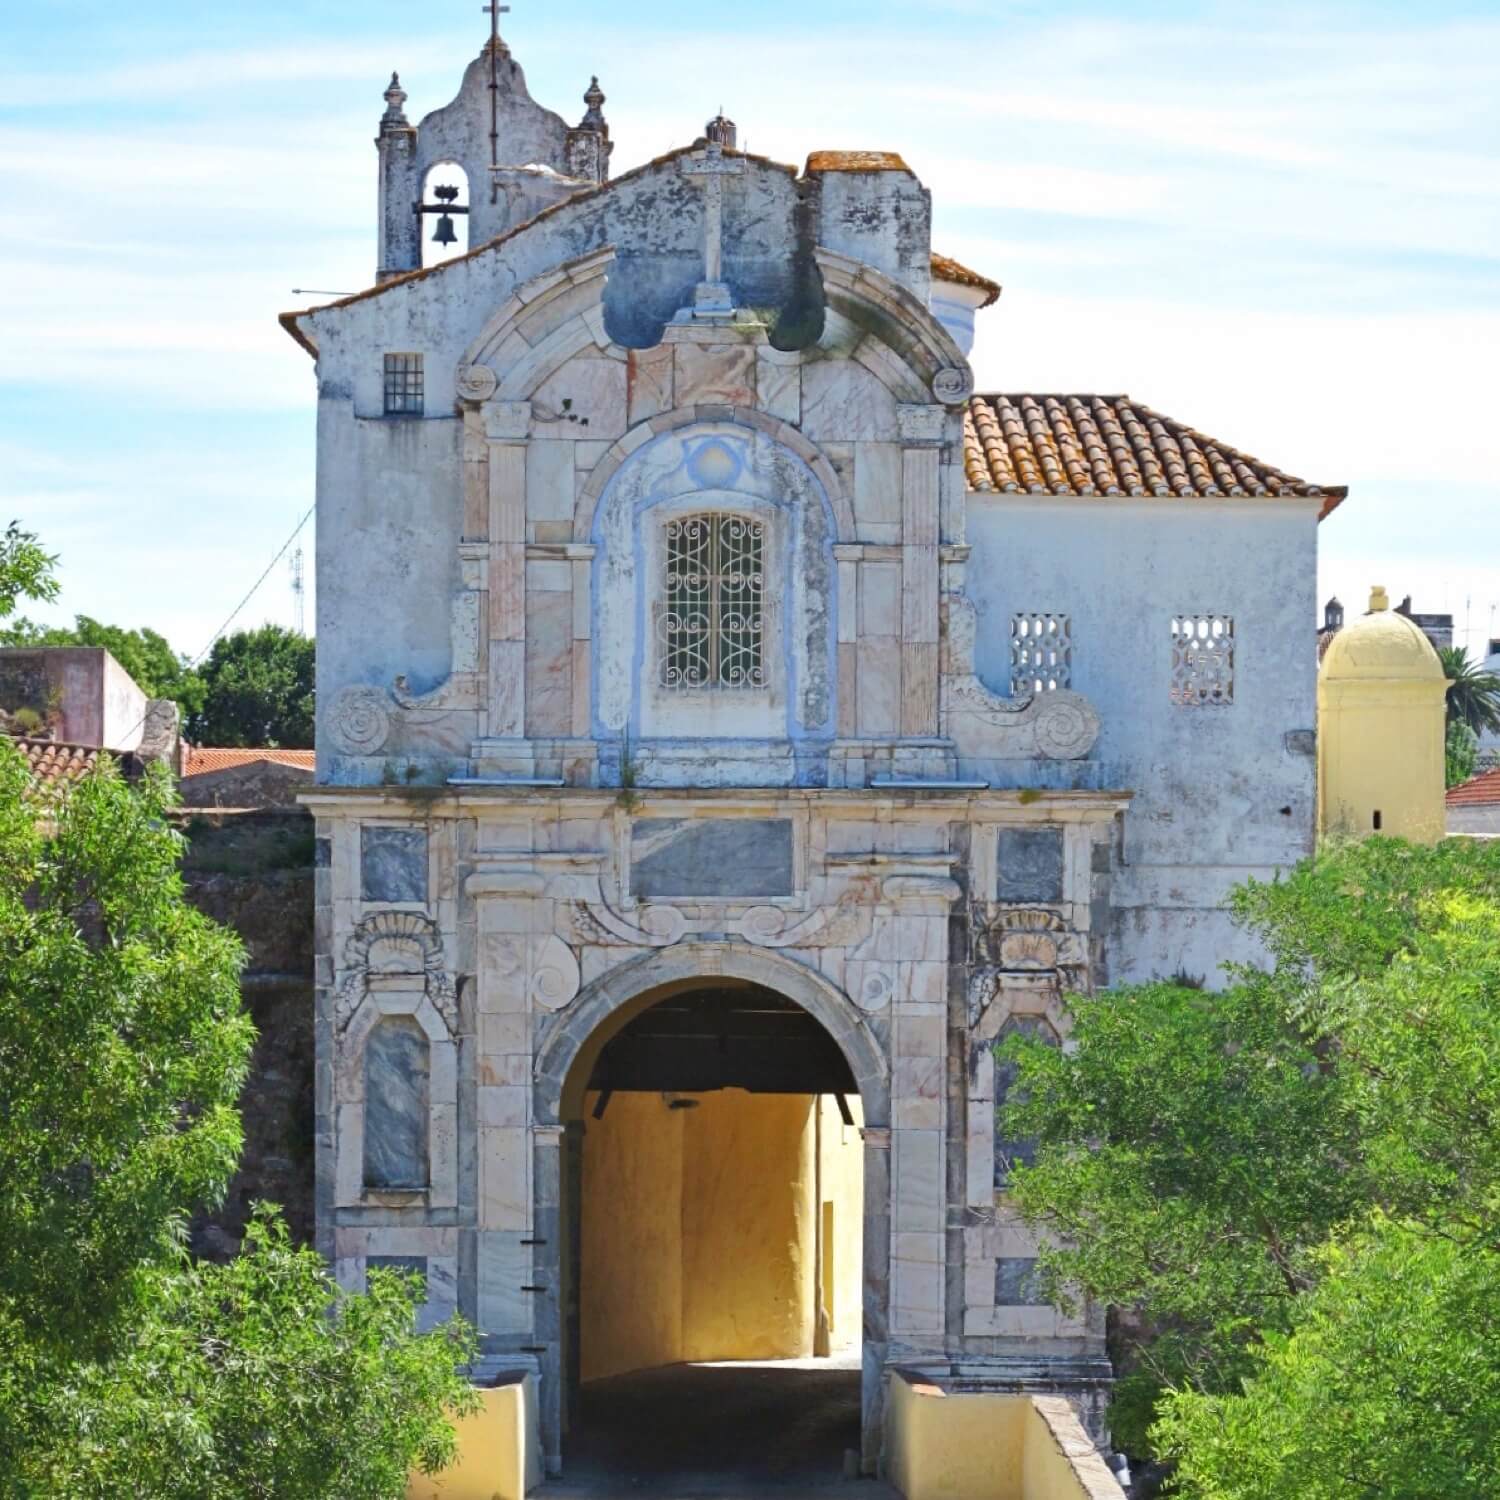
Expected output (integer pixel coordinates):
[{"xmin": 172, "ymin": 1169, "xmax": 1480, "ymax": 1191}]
[
  {"xmin": 0, "ymin": 745, "xmax": 477, "ymax": 1496},
  {"xmin": 0, "ymin": 615, "xmax": 206, "ymax": 717},
  {"xmin": 0, "ymin": 523, "xmax": 58, "ymax": 621},
  {"xmin": 1439, "ymin": 644, "xmax": 1500, "ymax": 736},
  {"xmin": 189, "ymin": 625, "xmax": 315, "ymax": 749},
  {"xmin": 16, "ymin": 1210, "xmax": 479, "ymax": 1500},
  {"xmin": 999, "ymin": 838, "xmax": 1500, "ymax": 1482},
  {"xmin": 1157, "ymin": 1221, "xmax": 1500, "ymax": 1499},
  {"xmin": 0, "ymin": 748, "xmax": 251, "ymax": 1354},
  {"xmin": 1446, "ymin": 719, "xmax": 1479, "ymax": 788}
]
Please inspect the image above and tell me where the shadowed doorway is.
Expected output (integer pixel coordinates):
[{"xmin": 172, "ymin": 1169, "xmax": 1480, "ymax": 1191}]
[{"xmin": 561, "ymin": 984, "xmax": 868, "ymax": 1491}]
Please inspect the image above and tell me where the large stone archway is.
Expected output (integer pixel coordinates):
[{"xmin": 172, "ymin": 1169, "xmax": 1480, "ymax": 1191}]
[{"xmin": 529, "ymin": 942, "xmax": 892, "ymax": 1477}]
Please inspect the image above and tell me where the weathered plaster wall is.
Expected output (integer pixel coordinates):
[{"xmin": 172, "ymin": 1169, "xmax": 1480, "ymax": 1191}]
[
  {"xmin": 1450, "ymin": 808, "xmax": 1500, "ymax": 836},
  {"xmin": 0, "ymin": 646, "xmax": 148, "ymax": 751},
  {"xmin": 967, "ymin": 495, "xmax": 1321, "ymax": 985}
]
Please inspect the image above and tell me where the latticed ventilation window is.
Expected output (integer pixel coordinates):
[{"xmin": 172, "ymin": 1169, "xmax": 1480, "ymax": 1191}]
[
  {"xmin": 659, "ymin": 514, "xmax": 766, "ymax": 691},
  {"xmin": 1171, "ymin": 614, "xmax": 1235, "ymax": 705},
  {"xmin": 383, "ymin": 353, "xmax": 424, "ymax": 416},
  {"xmin": 1011, "ymin": 613, "xmax": 1073, "ymax": 696}
]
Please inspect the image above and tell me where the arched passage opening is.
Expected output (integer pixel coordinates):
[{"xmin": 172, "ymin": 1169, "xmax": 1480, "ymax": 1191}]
[{"xmin": 534, "ymin": 948, "xmax": 891, "ymax": 1489}]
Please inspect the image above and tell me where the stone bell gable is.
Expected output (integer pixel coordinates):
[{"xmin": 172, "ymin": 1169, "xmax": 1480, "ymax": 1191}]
[{"xmin": 287, "ymin": 142, "xmax": 1100, "ymax": 796}]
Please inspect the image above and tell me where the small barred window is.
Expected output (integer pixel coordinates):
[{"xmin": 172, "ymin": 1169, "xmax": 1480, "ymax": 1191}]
[
  {"xmin": 659, "ymin": 514, "xmax": 766, "ymax": 691},
  {"xmin": 383, "ymin": 353, "xmax": 424, "ymax": 416},
  {"xmin": 1171, "ymin": 614, "xmax": 1235, "ymax": 706},
  {"xmin": 1011, "ymin": 613, "xmax": 1072, "ymax": 696}
]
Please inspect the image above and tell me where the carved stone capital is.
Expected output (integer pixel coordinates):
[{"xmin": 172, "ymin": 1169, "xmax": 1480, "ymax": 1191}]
[
  {"xmin": 456, "ymin": 364, "xmax": 499, "ymax": 403},
  {"xmin": 484, "ymin": 401, "xmax": 532, "ymax": 441}
]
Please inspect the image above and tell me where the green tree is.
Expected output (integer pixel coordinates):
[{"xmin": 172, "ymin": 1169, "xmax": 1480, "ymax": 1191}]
[
  {"xmin": 0, "ymin": 752, "xmax": 251, "ymax": 1355},
  {"xmin": 190, "ymin": 625, "xmax": 314, "ymax": 748},
  {"xmin": 0, "ymin": 615, "xmax": 205, "ymax": 718},
  {"xmin": 1446, "ymin": 719, "xmax": 1479, "ymax": 789},
  {"xmin": 1438, "ymin": 644, "xmax": 1500, "ymax": 736},
  {"xmin": 1157, "ymin": 1220, "xmax": 1500, "ymax": 1500},
  {"xmin": 0, "ymin": 747, "xmax": 477, "ymax": 1495},
  {"xmin": 0, "ymin": 522, "xmax": 58, "ymax": 621},
  {"xmin": 21, "ymin": 1211, "xmax": 479, "ymax": 1500},
  {"xmin": 999, "ymin": 839, "xmax": 1500, "ymax": 1469}
]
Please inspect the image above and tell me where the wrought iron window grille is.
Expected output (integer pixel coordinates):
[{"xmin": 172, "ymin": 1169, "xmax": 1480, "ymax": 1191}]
[{"xmin": 658, "ymin": 513, "xmax": 766, "ymax": 691}]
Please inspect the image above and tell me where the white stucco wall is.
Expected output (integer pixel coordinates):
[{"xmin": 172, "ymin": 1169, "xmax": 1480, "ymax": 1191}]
[{"xmin": 966, "ymin": 494, "xmax": 1322, "ymax": 986}]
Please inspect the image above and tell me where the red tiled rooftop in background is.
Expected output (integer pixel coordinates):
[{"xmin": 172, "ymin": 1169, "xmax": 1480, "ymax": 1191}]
[
  {"xmin": 183, "ymin": 748, "xmax": 316, "ymax": 778},
  {"xmin": 1448, "ymin": 768, "xmax": 1500, "ymax": 807},
  {"xmin": 964, "ymin": 395, "xmax": 1347, "ymax": 520}
]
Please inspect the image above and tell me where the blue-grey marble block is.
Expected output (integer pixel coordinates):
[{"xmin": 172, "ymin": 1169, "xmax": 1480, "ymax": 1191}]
[
  {"xmin": 996, "ymin": 827, "xmax": 1065, "ymax": 904},
  {"xmin": 631, "ymin": 818, "xmax": 795, "ymax": 900},
  {"xmin": 364, "ymin": 1018, "xmax": 430, "ymax": 1189},
  {"xmin": 361, "ymin": 826, "xmax": 428, "ymax": 905}
]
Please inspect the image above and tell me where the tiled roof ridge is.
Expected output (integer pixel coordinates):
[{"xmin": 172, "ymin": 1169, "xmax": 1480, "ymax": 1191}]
[
  {"xmin": 931, "ymin": 252, "xmax": 1002, "ymax": 307},
  {"xmin": 964, "ymin": 394, "xmax": 1347, "ymax": 520},
  {"xmin": 183, "ymin": 747, "xmax": 316, "ymax": 776},
  {"xmin": 6, "ymin": 735, "xmax": 116, "ymax": 790},
  {"xmin": 1448, "ymin": 766, "xmax": 1500, "ymax": 807}
]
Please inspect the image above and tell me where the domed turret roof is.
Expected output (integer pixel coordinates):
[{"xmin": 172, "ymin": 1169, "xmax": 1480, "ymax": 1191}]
[{"xmin": 1321, "ymin": 587, "xmax": 1447, "ymax": 683}]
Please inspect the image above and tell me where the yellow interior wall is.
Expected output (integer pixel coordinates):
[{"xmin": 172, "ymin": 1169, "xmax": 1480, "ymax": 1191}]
[
  {"xmin": 580, "ymin": 1092, "xmax": 684, "ymax": 1382},
  {"xmin": 406, "ymin": 1378, "xmax": 541, "ymax": 1500},
  {"xmin": 818, "ymin": 1093, "xmax": 865, "ymax": 1350},
  {"xmin": 1319, "ymin": 680, "xmax": 1448, "ymax": 845},
  {"xmin": 581, "ymin": 1089, "xmax": 865, "ymax": 1381}
]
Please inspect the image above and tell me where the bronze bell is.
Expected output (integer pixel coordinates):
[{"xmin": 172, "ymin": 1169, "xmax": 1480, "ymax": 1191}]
[{"xmin": 432, "ymin": 214, "xmax": 459, "ymax": 247}]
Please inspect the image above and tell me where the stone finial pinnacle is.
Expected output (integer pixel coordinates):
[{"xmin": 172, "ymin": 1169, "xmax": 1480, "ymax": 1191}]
[
  {"xmin": 382, "ymin": 71, "xmax": 409, "ymax": 127},
  {"xmin": 580, "ymin": 76, "xmax": 608, "ymax": 133},
  {"xmin": 1370, "ymin": 586, "xmax": 1390, "ymax": 613}
]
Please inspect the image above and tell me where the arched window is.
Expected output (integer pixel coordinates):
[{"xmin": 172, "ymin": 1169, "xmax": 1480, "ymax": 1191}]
[
  {"xmin": 364, "ymin": 1017, "xmax": 431, "ymax": 1190},
  {"xmin": 658, "ymin": 513, "xmax": 766, "ymax": 691}
]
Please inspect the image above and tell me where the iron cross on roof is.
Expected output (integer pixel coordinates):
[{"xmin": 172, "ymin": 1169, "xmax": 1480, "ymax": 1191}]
[
  {"xmin": 483, "ymin": 0, "xmax": 511, "ymax": 44},
  {"xmin": 682, "ymin": 139, "xmax": 744, "ymax": 318}
]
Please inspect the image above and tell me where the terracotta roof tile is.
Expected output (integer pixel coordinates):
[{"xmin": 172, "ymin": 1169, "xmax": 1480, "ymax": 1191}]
[
  {"xmin": 8, "ymin": 737, "xmax": 111, "ymax": 789},
  {"xmin": 183, "ymin": 748, "xmax": 317, "ymax": 778},
  {"xmin": 964, "ymin": 395, "xmax": 1348, "ymax": 520},
  {"xmin": 1448, "ymin": 768, "xmax": 1500, "ymax": 807},
  {"xmin": 931, "ymin": 252, "xmax": 1002, "ymax": 308},
  {"xmin": 805, "ymin": 151, "xmax": 911, "ymax": 174}
]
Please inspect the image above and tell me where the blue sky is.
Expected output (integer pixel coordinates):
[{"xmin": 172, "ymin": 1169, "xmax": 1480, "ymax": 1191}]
[{"xmin": 3, "ymin": 0, "xmax": 1498, "ymax": 658}]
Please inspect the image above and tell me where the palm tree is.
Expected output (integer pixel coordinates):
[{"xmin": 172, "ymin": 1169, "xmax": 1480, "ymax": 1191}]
[{"xmin": 1438, "ymin": 646, "xmax": 1500, "ymax": 736}]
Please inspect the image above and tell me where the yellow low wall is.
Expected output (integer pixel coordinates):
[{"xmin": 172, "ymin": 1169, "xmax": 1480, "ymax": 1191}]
[
  {"xmin": 885, "ymin": 1374, "xmax": 1124, "ymax": 1500},
  {"xmin": 407, "ymin": 1376, "xmax": 541, "ymax": 1500}
]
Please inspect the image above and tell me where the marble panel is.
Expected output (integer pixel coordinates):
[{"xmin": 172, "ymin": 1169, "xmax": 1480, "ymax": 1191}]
[
  {"xmin": 860, "ymin": 562, "xmax": 902, "ymax": 638},
  {"xmin": 477, "ymin": 1231, "xmax": 535, "ymax": 1336},
  {"xmin": 902, "ymin": 642, "xmax": 939, "ymax": 737},
  {"xmin": 630, "ymin": 818, "xmax": 795, "ymax": 900},
  {"xmin": 853, "ymin": 443, "xmax": 903, "ymax": 530},
  {"xmin": 756, "ymin": 351, "xmax": 802, "ymax": 424},
  {"xmin": 674, "ymin": 343, "xmax": 756, "ymax": 408},
  {"xmin": 363, "ymin": 1017, "xmax": 429, "ymax": 1190},
  {"xmin": 857, "ymin": 637, "xmax": 901, "ymax": 736},
  {"xmin": 995, "ymin": 1256, "xmax": 1050, "ymax": 1307},
  {"xmin": 526, "ymin": 443, "xmax": 577, "ymax": 527},
  {"xmin": 801, "ymin": 360, "xmax": 896, "ymax": 442},
  {"xmin": 627, "ymin": 347, "xmax": 675, "ymax": 427},
  {"xmin": 997, "ymin": 828, "xmax": 1066, "ymax": 905},
  {"xmin": 480, "ymin": 1125, "xmax": 530, "ymax": 1231},
  {"xmin": 526, "ymin": 590, "xmax": 573, "ymax": 738},
  {"xmin": 531, "ymin": 356, "xmax": 627, "ymax": 442},
  {"xmin": 360, "ymin": 827, "xmax": 428, "ymax": 906},
  {"xmin": 526, "ymin": 560, "xmax": 572, "ymax": 593}
]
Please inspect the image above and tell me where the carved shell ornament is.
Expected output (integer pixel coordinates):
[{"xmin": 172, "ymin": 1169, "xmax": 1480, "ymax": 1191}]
[
  {"xmin": 335, "ymin": 911, "xmax": 459, "ymax": 1037},
  {"xmin": 932, "ymin": 366, "xmax": 975, "ymax": 406},
  {"xmin": 456, "ymin": 364, "xmax": 499, "ymax": 403},
  {"xmin": 328, "ymin": 685, "xmax": 392, "ymax": 757}
]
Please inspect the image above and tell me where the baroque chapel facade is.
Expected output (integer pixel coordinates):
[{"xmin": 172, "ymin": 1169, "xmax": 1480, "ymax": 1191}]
[{"xmin": 285, "ymin": 22, "xmax": 1346, "ymax": 1476}]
